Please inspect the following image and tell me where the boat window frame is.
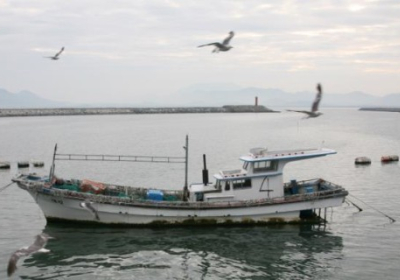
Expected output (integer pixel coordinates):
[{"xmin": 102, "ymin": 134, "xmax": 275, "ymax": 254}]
[
  {"xmin": 242, "ymin": 161, "xmax": 249, "ymax": 170},
  {"xmin": 253, "ymin": 160, "xmax": 278, "ymax": 173},
  {"xmin": 215, "ymin": 180, "xmax": 221, "ymax": 191},
  {"xmin": 232, "ymin": 179, "xmax": 252, "ymax": 190},
  {"xmin": 224, "ymin": 181, "xmax": 230, "ymax": 191}
]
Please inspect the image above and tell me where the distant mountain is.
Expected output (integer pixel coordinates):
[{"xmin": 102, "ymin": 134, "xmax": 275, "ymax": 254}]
[
  {"xmin": 0, "ymin": 88, "xmax": 71, "ymax": 108},
  {"xmin": 1, "ymin": 85, "xmax": 400, "ymax": 109},
  {"xmin": 174, "ymin": 84, "xmax": 400, "ymax": 108}
]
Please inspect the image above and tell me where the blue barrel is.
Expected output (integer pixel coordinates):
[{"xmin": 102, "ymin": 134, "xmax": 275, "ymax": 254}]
[
  {"xmin": 290, "ymin": 180, "xmax": 299, "ymax": 194},
  {"xmin": 147, "ymin": 190, "xmax": 164, "ymax": 201},
  {"xmin": 305, "ymin": 186, "xmax": 314, "ymax": 194}
]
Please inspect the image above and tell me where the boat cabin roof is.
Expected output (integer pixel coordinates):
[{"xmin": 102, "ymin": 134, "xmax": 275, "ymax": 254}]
[{"xmin": 239, "ymin": 147, "xmax": 336, "ymax": 162}]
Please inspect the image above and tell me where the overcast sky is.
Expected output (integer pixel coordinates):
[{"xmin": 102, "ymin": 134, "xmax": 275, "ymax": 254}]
[{"xmin": 0, "ymin": 0, "xmax": 399, "ymax": 104}]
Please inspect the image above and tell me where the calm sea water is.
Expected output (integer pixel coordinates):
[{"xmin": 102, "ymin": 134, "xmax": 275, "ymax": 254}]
[{"xmin": 0, "ymin": 109, "xmax": 400, "ymax": 279}]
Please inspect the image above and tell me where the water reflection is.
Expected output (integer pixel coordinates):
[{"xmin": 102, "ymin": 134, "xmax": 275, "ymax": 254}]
[{"xmin": 18, "ymin": 224, "xmax": 343, "ymax": 279}]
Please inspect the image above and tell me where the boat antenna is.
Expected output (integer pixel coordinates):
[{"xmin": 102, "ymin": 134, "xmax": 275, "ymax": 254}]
[
  {"xmin": 202, "ymin": 154, "xmax": 209, "ymax": 185},
  {"xmin": 183, "ymin": 135, "xmax": 189, "ymax": 201}
]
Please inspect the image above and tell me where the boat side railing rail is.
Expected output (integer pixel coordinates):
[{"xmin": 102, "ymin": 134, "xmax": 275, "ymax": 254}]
[
  {"xmin": 54, "ymin": 153, "xmax": 186, "ymax": 164},
  {"xmin": 283, "ymin": 178, "xmax": 339, "ymax": 190},
  {"xmin": 49, "ymin": 135, "xmax": 190, "ymax": 191},
  {"xmin": 20, "ymin": 177, "xmax": 348, "ymax": 210}
]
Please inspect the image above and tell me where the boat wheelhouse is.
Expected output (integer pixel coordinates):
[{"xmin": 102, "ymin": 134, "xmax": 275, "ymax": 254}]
[
  {"xmin": 12, "ymin": 137, "xmax": 348, "ymax": 226},
  {"xmin": 189, "ymin": 147, "xmax": 338, "ymax": 203}
]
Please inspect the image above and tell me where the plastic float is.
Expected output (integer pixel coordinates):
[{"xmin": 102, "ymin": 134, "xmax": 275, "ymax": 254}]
[
  {"xmin": 381, "ymin": 155, "xmax": 399, "ymax": 163},
  {"xmin": 0, "ymin": 161, "xmax": 11, "ymax": 169},
  {"xmin": 355, "ymin": 157, "xmax": 371, "ymax": 165}
]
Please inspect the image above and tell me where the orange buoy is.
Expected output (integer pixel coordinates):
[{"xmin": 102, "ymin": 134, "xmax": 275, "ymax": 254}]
[{"xmin": 381, "ymin": 155, "xmax": 399, "ymax": 162}]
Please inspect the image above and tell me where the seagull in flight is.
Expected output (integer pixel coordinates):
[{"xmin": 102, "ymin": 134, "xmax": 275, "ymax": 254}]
[
  {"xmin": 7, "ymin": 233, "xmax": 53, "ymax": 277},
  {"xmin": 44, "ymin": 47, "xmax": 65, "ymax": 60},
  {"xmin": 287, "ymin": 83, "xmax": 323, "ymax": 118},
  {"xmin": 80, "ymin": 199, "xmax": 100, "ymax": 221},
  {"xmin": 198, "ymin": 31, "xmax": 235, "ymax": 53}
]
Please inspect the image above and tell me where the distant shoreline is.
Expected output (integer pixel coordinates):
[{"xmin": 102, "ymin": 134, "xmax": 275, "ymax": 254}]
[
  {"xmin": 0, "ymin": 105, "xmax": 280, "ymax": 117},
  {"xmin": 359, "ymin": 107, "xmax": 400, "ymax": 112}
]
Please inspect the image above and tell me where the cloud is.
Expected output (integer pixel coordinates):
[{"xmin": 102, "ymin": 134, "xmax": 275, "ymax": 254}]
[{"xmin": 0, "ymin": 0, "xmax": 399, "ymax": 103}]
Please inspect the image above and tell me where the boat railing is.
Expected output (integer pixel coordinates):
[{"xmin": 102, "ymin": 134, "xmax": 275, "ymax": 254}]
[
  {"xmin": 19, "ymin": 176, "xmax": 347, "ymax": 210},
  {"xmin": 283, "ymin": 178, "xmax": 341, "ymax": 191},
  {"xmin": 55, "ymin": 153, "xmax": 186, "ymax": 164},
  {"xmin": 48, "ymin": 136, "xmax": 190, "ymax": 194}
]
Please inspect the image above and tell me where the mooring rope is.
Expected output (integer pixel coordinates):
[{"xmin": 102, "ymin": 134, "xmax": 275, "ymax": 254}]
[
  {"xmin": 346, "ymin": 198, "xmax": 363, "ymax": 212},
  {"xmin": 349, "ymin": 194, "xmax": 395, "ymax": 223},
  {"xmin": 0, "ymin": 182, "xmax": 15, "ymax": 193}
]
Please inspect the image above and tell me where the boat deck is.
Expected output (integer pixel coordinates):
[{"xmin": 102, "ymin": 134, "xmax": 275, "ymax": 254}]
[{"xmin": 13, "ymin": 175, "xmax": 347, "ymax": 210}]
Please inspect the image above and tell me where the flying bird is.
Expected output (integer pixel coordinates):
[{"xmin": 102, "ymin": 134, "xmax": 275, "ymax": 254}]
[
  {"xmin": 7, "ymin": 233, "xmax": 53, "ymax": 277},
  {"xmin": 80, "ymin": 199, "xmax": 100, "ymax": 221},
  {"xmin": 287, "ymin": 83, "xmax": 323, "ymax": 118},
  {"xmin": 198, "ymin": 31, "xmax": 235, "ymax": 53},
  {"xmin": 44, "ymin": 47, "xmax": 65, "ymax": 60}
]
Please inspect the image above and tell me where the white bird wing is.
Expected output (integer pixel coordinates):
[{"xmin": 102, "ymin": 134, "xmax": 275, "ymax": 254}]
[
  {"xmin": 287, "ymin": 110, "xmax": 314, "ymax": 117},
  {"xmin": 198, "ymin": 42, "xmax": 222, "ymax": 48},
  {"xmin": 54, "ymin": 47, "xmax": 64, "ymax": 58},
  {"xmin": 80, "ymin": 200, "xmax": 100, "ymax": 220},
  {"xmin": 7, "ymin": 234, "xmax": 50, "ymax": 277},
  {"xmin": 311, "ymin": 84, "xmax": 322, "ymax": 112},
  {"xmin": 7, "ymin": 248, "xmax": 29, "ymax": 276},
  {"xmin": 222, "ymin": 31, "xmax": 234, "ymax": 45},
  {"xmin": 287, "ymin": 109, "xmax": 311, "ymax": 114}
]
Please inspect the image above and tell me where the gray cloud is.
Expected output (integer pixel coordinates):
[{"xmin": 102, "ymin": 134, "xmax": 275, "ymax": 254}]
[{"xmin": 0, "ymin": 0, "xmax": 399, "ymax": 104}]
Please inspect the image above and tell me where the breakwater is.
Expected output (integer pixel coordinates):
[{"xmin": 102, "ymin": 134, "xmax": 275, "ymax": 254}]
[
  {"xmin": 0, "ymin": 105, "xmax": 279, "ymax": 117},
  {"xmin": 359, "ymin": 107, "xmax": 400, "ymax": 112}
]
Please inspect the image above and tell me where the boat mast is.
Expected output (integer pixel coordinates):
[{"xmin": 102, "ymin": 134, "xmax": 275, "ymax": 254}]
[
  {"xmin": 49, "ymin": 144, "xmax": 57, "ymax": 180},
  {"xmin": 183, "ymin": 135, "xmax": 189, "ymax": 200}
]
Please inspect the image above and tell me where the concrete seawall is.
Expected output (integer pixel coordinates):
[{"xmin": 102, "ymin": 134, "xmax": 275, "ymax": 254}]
[
  {"xmin": 359, "ymin": 107, "xmax": 400, "ymax": 112},
  {"xmin": 0, "ymin": 105, "xmax": 279, "ymax": 117}
]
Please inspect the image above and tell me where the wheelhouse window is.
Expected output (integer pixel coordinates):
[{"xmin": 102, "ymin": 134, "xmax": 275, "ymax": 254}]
[
  {"xmin": 232, "ymin": 179, "xmax": 252, "ymax": 190},
  {"xmin": 215, "ymin": 180, "xmax": 221, "ymax": 190},
  {"xmin": 242, "ymin": 162, "xmax": 249, "ymax": 170},
  {"xmin": 224, "ymin": 181, "xmax": 230, "ymax": 191},
  {"xmin": 253, "ymin": 160, "xmax": 278, "ymax": 173}
]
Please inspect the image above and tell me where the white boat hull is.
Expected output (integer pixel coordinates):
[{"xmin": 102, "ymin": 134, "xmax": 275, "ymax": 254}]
[{"xmin": 27, "ymin": 189, "xmax": 345, "ymax": 225}]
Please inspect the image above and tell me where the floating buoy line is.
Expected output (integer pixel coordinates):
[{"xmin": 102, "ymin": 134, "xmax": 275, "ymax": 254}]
[
  {"xmin": 0, "ymin": 161, "xmax": 45, "ymax": 170},
  {"xmin": 355, "ymin": 155, "xmax": 398, "ymax": 165}
]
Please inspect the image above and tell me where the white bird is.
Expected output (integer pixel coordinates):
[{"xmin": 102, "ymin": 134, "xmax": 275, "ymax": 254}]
[
  {"xmin": 80, "ymin": 199, "xmax": 100, "ymax": 221},
  {"xmin": 287, "ymin": 83, "xmax": 323, "ymax": 118},
  {"xmin": 44, "ymin": 47, "xmax": 64, "ymax": 60},
  {"xmin": 198, "ymin": 31, "xmax": 235, "ymax": 53},
  {"xmin": 7, "ymin": 233, "xmax": 53, "ymax": 277}
]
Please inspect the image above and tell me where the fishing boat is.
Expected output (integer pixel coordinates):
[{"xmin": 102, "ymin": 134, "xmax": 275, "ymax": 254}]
[{"xmin": 12, "ymin": 136, "xmax": 348, "ymax": 226}]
